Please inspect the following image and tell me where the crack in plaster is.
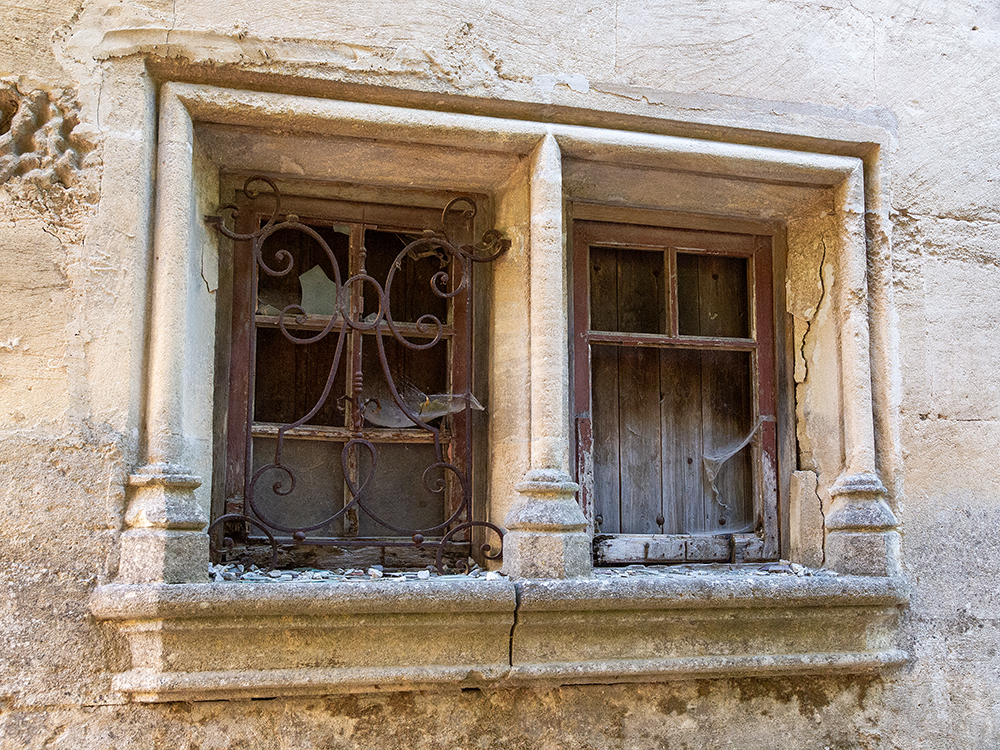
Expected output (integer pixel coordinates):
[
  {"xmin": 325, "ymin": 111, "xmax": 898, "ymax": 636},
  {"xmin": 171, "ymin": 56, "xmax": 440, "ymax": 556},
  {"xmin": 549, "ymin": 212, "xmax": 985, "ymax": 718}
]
[
  {"xmin": 508, "ymin": 583, "xmax": 520, "ymax": 669},
  {"xmin": 816, "ymin": 478, "xmax": 827, "ymax": 567},
  {"xmin": 167, "ymin": 0, "xmax": 177, "ymax": 52},
  {"xmin": 797, "ymin": 230, "xmax": 830, "ymax": 388}
]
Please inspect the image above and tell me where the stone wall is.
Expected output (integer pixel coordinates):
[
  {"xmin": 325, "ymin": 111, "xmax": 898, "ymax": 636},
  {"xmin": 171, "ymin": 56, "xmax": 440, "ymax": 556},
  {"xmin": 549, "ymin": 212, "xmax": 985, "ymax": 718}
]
[{"xmin": 1, "ymin": 2, "xmax": 999, "ymax": 748}]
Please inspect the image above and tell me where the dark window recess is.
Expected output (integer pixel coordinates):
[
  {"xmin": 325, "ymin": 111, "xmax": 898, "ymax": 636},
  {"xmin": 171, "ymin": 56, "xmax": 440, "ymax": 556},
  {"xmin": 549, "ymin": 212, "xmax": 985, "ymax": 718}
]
[
  {"xmin": 207, "ymin": 177, "xmax": 508, "ymax": 572},
  {"xmin": 573, "ymin": 221, "xmax": 779, "ymax": 565}
]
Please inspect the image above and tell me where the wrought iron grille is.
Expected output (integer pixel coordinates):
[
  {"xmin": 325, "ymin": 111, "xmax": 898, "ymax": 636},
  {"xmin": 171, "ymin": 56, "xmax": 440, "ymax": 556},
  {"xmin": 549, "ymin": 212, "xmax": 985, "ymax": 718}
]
[{"xmin": 206, "ymin": 177, "xmax": 508, "ymax": 572}]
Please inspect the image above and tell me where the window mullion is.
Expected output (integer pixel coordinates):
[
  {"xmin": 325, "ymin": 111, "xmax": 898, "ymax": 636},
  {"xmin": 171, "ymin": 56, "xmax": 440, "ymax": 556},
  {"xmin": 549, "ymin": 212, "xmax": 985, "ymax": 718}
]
[{"xmin": 667, "ymin": 247, "xmax": 678, "ymax": 338}]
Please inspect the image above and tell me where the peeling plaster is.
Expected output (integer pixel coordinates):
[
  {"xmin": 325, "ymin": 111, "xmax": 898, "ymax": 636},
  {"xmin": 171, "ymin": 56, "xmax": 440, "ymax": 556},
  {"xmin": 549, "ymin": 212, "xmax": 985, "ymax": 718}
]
[{"xmin": 532, "ymin": 73, "xmax": 590, "ymax": 95}]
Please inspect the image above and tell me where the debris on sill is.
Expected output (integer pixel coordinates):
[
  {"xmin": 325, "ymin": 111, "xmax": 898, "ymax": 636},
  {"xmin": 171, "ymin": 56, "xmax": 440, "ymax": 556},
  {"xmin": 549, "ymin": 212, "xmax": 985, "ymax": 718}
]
[
  {"xmin": 208, "ymin": 560, "xmax": 836, "ymax": 584},
  {"xmin": 208, "ymin": 560, "xmax": 506, "ymax": 583},
  {"xmin": 591, "ymin": 560, "xmax": 840, "ymax": 579}
]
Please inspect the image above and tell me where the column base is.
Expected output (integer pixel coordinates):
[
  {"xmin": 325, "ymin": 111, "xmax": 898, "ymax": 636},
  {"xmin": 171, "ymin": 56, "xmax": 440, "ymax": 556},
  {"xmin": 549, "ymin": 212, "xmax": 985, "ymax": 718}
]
[
  {"xmin": 118, "ymin": 465, "xmax": 208, "ymax": 583},
  {"xmin": 502, "ymin": 469, "xmax": 591, "ymax": 579},
  {"xmin": 825, "ymin": 530, "xmax": 901, "ymax": 577},
  {"xmin": 502, "ymin": 530, "xmax": 591, "ymax": 579},
  {"xmin": 118, "ymin": 528, "xmax": 210, "ymax": 583}
]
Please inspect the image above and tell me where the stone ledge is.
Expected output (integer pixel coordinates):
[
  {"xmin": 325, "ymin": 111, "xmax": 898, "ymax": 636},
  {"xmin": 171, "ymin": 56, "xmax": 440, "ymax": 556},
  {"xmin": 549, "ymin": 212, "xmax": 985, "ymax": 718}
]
[
  {"xmin": 90, "ymin": 574, "xmax": 908, "ymax": 702},
  {"xmin": 90, "ymin": 579, "xmax": 516, "ymax": 618},
  {"xmin": 507, "ymin": 650, "xmax": 910, "ymax": 685},
  {"xmin": 112, "ymin": 665, "xmax": 513, "ymax": 703},
  {"xmin": 514, "ymin": 573, "xmax": 910, "ymax": 610},
  {"xmin": 511, "ymin": 577, "xmax": 908, "ymax": 686}
]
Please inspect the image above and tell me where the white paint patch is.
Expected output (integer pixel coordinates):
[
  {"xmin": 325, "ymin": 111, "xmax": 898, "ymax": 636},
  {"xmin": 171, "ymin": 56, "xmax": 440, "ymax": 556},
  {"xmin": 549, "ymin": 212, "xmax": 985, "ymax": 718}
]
[
  {"xmin": 279, "ymin": 155, "xmax": 306, "ymax": 175},
  {"xmin": 0, "ymin": 337, "xmax": 21, "ymax": 351},
  {"xmin": 532, "ymin": 73, "xmax": 590, "ymax": 94}
]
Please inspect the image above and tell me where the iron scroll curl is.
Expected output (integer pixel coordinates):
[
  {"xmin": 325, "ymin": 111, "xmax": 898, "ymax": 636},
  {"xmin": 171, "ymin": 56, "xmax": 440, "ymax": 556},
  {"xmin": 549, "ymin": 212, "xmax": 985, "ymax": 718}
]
[{"xmin": 206, "ymin": 177, "xmax": 509, "ymax": 573}]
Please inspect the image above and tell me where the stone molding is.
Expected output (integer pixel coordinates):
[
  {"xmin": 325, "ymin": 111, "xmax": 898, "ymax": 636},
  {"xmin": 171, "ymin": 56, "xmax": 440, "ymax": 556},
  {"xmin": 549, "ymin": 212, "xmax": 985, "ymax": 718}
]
[
  {"xmin": 130, "ymin": 80, "xmax": 901, "ymax": 583},
  {"xmin": 90, "ymin": 575, "xmax": 908, "ymax": 702},
  {"xmin": 96, "ymin": 80, "xmax": 908, "ymax": 705}
]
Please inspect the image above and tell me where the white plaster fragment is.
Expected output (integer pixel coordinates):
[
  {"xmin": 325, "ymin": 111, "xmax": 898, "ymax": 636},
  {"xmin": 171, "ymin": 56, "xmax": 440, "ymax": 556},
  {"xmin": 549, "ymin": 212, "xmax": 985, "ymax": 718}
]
[
  {"xmin": 533, "ymin": 73, "xmax": 590, "ymax": 94},
  {"xmin": 279, "ymin": 155, "xmax": 306, "ymax": 175}
]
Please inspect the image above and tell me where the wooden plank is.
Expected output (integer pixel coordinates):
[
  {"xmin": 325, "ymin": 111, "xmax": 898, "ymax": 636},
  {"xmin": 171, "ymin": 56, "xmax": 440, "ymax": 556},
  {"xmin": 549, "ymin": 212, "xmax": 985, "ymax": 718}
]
[
  {"xmin": 255, "ymin": 315, "xmax": 455, "ymax": 339},
  {"xmin": 587, "ymin": 331, "xmax": 756, "ymax": 350},
  {"xmin": 593, "ymin": 535, "xmax": 685, "ymax": 565},
  {"xmin": 591, "ymin": 345, "xmax": 621, "ymax": 534},
  {"xmin": 754, "ymin": 235, "xmax": 781, "ymax": 560},
  {"xmin": 660, "ymin": 348, "xmax": 702, "ymax": 534},
  {"xmin": 616, "ymin": 248, "xmax": 663, "ymax": 534},
  {"xmin": 252, "ymin": 423, "xmax": 445, "ymax": 443},
  {"xmin": 617, "ymin": 346, "xmax": 662, "ymax": 534},
  {"xmin": 226, "ymin": 539, "xmax": 470, "ymax": 571},
  {"xmin": 576, "ymin": 418, "xmax": 595, "ymax": 535},
  {"xmin": 732, "ymin": 533, "xmax": 766, "ymax": 563},
  {"xmin": 589, "ymin": 247, "xmax": 621, "ymax": 533},
  {"xmin": 685, "ymin": 536, "xmax": 731, "ymax": 562},
  {"xmin": 696, "ymin": 254, "xmax": 749, "ymax": 338},
  {"xmin": 571, "ymin": 219, "xmax": 760, "ymax": 256},
  {"xmin": 676, "ymin": 252, "xmax": 701, "ymax": 336},
  {"xmin": 616, "ymin": 247, "xmax": 663, "ymax": 334},
  {"xmin": 589, "ymin": 246, "xmax": 619, "ymax": 331},
  {"xmin": 700, "ymin": 350, "xmax": 753, "ymax": 534},
  {"xmin": 224, "ymin": 202, "xmax": 257, "ymax": 512}
]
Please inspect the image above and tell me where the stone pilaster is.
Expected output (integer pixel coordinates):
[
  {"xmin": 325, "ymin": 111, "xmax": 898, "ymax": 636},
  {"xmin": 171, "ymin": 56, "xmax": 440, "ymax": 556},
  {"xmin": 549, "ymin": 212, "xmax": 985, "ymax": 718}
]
[
  {"xmin": 118, "ymin": 86, "xmax": 211, "ymax": 584},
  {"xmin": 502, "ymin": 133, "xmax": 591, "ymax": 579},
  {"xmin": 821, "ymin": 173, "xmax": 900, "ymax": 576}
]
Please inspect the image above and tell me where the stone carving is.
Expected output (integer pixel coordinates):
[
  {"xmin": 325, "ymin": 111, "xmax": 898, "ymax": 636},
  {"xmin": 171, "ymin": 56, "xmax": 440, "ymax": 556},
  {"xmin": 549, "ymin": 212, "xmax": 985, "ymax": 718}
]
[{"xmin": 0, "ymin": 83, "xmax": 90, "ymax": 188}]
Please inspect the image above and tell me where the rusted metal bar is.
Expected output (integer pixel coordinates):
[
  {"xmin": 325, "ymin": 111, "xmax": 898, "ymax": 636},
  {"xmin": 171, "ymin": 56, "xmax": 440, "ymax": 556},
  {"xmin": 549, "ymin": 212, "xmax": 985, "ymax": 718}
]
[{"xmin": 206, "ymin": 176, "xmax": 509, "ymax": 572}]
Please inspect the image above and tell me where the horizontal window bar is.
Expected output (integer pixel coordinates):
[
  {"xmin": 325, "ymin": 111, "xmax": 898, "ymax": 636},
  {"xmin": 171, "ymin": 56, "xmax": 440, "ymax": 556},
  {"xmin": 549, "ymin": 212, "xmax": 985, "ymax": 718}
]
[
  {"xmin": 252, "ymin": 423, "xmax": 448, "ymax": 443},
  {"xmin": 586, "ymin": 331, "xmax": 757, "ymax": 350},
  {"xmin": 255, "ymin": 315, "xmax": 455, "ymax": 338}
]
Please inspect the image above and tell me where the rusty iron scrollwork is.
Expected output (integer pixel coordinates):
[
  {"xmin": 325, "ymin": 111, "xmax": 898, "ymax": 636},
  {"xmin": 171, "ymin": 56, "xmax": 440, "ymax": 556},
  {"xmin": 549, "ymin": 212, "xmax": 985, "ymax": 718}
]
[{"xmin": 205, "ymin": 176, "xmax": 508, "ymax": 573}]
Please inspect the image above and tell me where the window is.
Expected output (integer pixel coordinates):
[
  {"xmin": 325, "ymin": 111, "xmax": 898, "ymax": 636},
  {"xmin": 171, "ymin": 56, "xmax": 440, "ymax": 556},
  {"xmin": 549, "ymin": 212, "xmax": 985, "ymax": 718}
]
[
  {"xmin": 209, "ymin": 179, "xmax": 506, "ymax": 570},
  {"xmin": 97, "ymin": 83, "xmax": 904, "ymax": 703},
  {"xmin": 572, "ymin": 220, "xmax": 779, "ymax": 564}
]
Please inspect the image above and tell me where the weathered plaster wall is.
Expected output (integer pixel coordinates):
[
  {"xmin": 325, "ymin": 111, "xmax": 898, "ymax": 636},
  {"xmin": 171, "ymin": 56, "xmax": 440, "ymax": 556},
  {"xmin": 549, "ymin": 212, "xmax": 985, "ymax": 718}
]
[{"xmin": 1, "ymin": 1, "xmax": 999, "ymax": 747}]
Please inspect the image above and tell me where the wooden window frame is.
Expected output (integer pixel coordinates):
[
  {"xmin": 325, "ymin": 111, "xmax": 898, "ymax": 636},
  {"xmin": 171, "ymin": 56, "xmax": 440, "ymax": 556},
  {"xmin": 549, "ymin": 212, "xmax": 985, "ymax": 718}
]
[
  {"xmin": 572, "ymin": 219, "xmax": 779, "ymax": 564},
  {"xmin": 217, "ymin": 189, "xmax": 482, "ymax": 566}
]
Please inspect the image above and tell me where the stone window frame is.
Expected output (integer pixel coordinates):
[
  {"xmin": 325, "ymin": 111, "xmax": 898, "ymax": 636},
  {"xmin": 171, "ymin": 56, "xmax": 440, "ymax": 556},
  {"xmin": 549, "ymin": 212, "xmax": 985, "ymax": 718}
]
[{"xmin": 91, "ymin": 80, "xmax": 907, "ymax": 702}]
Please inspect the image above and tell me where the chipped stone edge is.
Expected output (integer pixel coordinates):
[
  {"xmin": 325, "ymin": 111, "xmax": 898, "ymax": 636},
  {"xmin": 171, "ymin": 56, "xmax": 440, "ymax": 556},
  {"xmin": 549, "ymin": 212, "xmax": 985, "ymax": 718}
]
[
  {"xmin": 89, "ymin": 578, "xmax": 518, "ymax": 619},
  {"xmin": 514, "ymin": 573, "xmax": 909, "ymax": 611},
  {"xmin": 506, "ymin": 650, "xmax": 910, "ymax": 686}
]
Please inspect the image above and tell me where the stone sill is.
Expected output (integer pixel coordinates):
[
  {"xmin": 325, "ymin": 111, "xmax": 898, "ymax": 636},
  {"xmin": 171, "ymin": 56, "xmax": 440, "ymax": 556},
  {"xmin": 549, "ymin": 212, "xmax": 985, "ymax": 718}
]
[{"xmin": 90, "ymin": 574, "xmax": 909, "ymax": 702}]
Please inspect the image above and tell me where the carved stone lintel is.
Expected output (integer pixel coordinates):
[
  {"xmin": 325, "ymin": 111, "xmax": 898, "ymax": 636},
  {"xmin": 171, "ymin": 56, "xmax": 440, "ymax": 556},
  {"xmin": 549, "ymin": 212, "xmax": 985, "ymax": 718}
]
[
  {"xmin": 119, "ymin": 464, "xmax": 209, "ymax": 584},
  {"xmin": 503, "ymin": 469, "xmax": 591, "ymax": 580}
]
